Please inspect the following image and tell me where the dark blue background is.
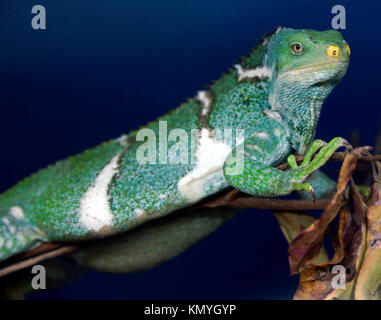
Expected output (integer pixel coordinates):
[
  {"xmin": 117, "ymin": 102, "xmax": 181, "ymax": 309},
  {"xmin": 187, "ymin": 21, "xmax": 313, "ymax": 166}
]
[{"xmin": 0, "ymin": 0, "xmax": 379, "ymax": 299}]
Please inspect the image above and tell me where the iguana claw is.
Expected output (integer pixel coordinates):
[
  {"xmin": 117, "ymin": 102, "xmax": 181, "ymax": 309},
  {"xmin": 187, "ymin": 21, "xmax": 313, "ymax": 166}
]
[{"xmin": 286, "ymin": 137, "xmax": 350, "ymax": 195}]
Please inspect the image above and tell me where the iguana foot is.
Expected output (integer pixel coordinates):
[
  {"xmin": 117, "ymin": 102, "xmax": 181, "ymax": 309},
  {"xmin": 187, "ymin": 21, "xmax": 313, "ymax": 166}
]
[{"xmin": 284, "ymin": 137, "xmax": 351, "ymax": 197}]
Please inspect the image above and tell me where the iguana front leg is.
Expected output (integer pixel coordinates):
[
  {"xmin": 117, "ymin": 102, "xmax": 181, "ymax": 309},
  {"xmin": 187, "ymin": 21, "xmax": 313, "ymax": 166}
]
[{"xmin": 223, "ymin": 136, "xmax": 349, "ymax": 197}]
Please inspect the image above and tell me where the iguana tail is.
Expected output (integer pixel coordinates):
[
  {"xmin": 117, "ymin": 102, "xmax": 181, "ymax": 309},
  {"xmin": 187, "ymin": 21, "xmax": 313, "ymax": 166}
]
[{"xmin": 0, "ymin": 208, "xmax": 43, "ymax": 262}]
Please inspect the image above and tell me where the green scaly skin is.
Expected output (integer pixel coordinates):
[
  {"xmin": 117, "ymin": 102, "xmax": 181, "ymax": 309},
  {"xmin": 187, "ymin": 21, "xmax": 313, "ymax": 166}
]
[{"xmin": 0, "ymin": 27, "xmax": 350, "ymax": 266}]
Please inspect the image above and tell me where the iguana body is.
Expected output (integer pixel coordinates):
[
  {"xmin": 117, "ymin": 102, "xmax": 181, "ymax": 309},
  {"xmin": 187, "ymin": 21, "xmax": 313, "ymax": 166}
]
[{"xmin": 0, "ymin": 27, "xmax": 350, "ymax": 266}]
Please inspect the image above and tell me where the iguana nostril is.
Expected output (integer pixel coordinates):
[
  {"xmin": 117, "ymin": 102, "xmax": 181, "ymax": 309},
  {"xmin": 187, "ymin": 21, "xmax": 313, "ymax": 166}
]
[{"xmin": 327, "ymin": 45, "xmax": 340, "ymax": 58}]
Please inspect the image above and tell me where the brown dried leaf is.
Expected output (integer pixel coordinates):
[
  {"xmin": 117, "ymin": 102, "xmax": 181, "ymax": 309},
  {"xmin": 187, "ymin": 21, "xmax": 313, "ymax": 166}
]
[
  {"xmin": 288, "ymin": 152, "xmax": 359, "ymax": 275},
  {"xmin": 354, "ymin": 162, "xmax": 381, "ymax": 299},
  {"xmin": 273, "ymin": 212, "xmax": 329, "ymax": 264},
  {"xmin": 294, "ymin": 179, "xmax": 367, "ymax": 300}
]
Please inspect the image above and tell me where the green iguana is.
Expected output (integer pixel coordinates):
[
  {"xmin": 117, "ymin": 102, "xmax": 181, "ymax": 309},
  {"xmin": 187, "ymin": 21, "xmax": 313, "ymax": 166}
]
[{"xmin": 0, "ymin": 27, "xmax": 350, "ymax": 273}]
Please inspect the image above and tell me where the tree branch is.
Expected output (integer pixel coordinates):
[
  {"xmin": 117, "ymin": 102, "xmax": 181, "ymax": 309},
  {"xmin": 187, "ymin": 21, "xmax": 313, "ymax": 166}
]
[{"xmin": 0, "ymin": 148, "xmax": 379, "ymax": 278}]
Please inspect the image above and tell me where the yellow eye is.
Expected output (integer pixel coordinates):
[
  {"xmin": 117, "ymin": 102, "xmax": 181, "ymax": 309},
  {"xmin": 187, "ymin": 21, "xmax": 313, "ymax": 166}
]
[
  {"xmin": 327, "ymin": 45, "xmax": 340, "ymax": 58},
  {"xmin": 346, "ymin": 44, "xmax": 351, "ymax": 56}
]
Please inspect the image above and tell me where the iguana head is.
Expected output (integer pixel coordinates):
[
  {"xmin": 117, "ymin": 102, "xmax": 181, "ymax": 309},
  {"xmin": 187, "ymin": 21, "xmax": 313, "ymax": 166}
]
[
  {"xmin": 266, "ymin": 28, "xmax": 350, "ymax": 84},
  {"xmin": 262, "ymin": 27, "xmax": 350, "ymax": 154}
]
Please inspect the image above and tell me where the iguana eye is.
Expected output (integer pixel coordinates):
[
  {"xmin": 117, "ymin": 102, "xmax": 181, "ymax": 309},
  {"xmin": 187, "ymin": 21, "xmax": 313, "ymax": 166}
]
[
  {"xmin": 291, "ymin": 43, "xmax": 304, "ymax": 54},
  {"xmin": 327, "ymin": 45, "xmax": 340, "ymax": 58}
]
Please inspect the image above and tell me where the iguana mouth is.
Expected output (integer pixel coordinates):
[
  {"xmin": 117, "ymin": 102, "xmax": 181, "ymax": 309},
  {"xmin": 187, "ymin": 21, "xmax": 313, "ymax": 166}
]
[{"xmin": 280, "ymin": 60, "xmax": 349, "ymax": 78}]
